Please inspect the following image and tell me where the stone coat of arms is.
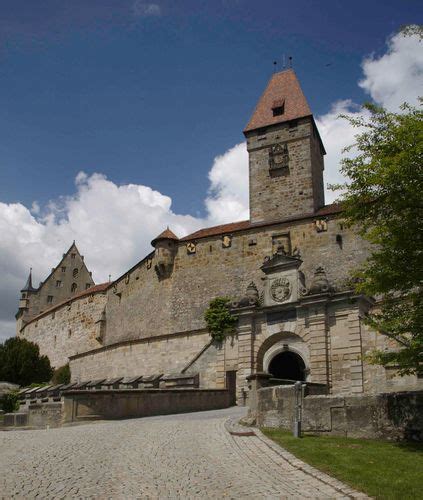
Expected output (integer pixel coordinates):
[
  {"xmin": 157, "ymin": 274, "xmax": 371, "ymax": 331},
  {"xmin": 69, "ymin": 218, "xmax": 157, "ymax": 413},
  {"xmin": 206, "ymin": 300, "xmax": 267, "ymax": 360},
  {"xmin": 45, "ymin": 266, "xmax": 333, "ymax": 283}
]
[{"xmin": 270, "ymin": 277, "xmax": 291, "ymax": 303}]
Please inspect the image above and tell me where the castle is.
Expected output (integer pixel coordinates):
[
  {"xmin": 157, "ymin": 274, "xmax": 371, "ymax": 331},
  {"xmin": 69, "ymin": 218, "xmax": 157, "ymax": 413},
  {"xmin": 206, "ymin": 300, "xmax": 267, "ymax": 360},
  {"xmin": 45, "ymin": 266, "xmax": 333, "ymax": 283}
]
[{"xmin": 16, "ymin": 70, "xmax": 422, "ymax": 401}]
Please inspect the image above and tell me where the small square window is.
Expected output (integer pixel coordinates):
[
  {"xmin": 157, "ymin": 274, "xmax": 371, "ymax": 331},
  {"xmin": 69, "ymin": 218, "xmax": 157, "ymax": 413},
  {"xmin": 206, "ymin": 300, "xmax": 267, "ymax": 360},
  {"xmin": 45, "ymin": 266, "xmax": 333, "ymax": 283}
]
[
  {"xmin": 61, "ymin": 266, "xmax": 66, "ymax": 272},
  {"xmin": 71, "ymin": 253, "xmax": 76, "ymax": 259},
  {"xmin": 56, "ymin": 280, "xmax": 62, "ymax": 288},
  {"xmin": 47, "ymin": 295, "xmax": 53, "ymax": 304},
  {"xmin": 272, "ymin": 99, "xmax": 285, "ymax": 117}
]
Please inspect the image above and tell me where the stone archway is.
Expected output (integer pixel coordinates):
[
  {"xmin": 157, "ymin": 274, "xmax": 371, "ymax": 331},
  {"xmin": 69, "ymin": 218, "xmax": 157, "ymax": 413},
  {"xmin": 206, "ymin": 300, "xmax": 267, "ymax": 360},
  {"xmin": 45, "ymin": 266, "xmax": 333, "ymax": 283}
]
[
  {"xmin": 256, "ymin": 331, "xmax": 310, "ymax": 381},
  {"xmin": 267, "ymin": 350, "xmax": 306, "ymax": 381}
]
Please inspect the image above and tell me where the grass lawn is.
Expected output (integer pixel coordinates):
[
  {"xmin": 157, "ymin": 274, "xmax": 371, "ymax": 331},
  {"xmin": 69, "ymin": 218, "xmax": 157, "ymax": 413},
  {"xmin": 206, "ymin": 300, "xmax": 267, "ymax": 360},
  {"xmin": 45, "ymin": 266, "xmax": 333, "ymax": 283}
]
[{"xmin": 262, "ymin": 428, "xmax": 423, "ymax": 500}]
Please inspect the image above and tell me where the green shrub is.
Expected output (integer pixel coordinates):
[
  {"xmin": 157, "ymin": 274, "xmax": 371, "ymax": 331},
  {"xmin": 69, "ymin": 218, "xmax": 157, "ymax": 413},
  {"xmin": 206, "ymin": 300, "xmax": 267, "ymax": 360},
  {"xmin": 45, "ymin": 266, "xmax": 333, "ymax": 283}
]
[
  {"xmin": 1, "ymin": 391, "xmax": 19, "ymax": 413},
  {"xmin": 52, "ymin": 364, "xmax": 71, "ymax": 384},
  {"xmin": 0, "ymin": 337, "xmax": 53, "ymax": 386},
  {"xmin": 204, "ymin": 297, "xmax": 237, "ymax": 342}
]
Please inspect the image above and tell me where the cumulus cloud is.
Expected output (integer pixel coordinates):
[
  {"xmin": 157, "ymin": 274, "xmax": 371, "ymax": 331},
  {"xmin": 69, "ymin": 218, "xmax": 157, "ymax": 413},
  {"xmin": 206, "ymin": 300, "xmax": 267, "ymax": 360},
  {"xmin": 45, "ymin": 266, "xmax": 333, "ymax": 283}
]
[
  {"xmin": 317, "ymin": 30, "xmax": 422, "ymax": 202},
  {"xmin": 133, "ymin": 1, "xmax": 161, "ymax": 17},
  {"xmin": 0, "ymin": 145, "xmax": 248, "ymax": 341},
  {"xmin": 1, "ymin": 30, "xmax": 421, "ymax": 341},
  {"xmin": 359, "ymin": 31, "xmax": 423, "ymax": 110},
  {"xmin": 205, "ymin": 143, "xmax": 249, "ymax": 224}
]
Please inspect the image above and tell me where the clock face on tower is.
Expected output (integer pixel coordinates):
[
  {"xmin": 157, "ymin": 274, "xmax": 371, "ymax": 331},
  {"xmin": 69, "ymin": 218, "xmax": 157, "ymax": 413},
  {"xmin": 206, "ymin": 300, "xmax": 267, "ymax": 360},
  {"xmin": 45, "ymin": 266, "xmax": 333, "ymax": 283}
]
[{"xmin": 270, "ymin": 277, "xmax": 291, "ymax": 303}]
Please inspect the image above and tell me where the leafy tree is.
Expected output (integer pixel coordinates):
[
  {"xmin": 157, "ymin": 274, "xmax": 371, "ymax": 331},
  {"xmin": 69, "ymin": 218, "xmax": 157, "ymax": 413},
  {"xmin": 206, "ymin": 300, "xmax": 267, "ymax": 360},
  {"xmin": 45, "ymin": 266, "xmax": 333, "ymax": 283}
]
[
  {"xmin": 0, "ymin": 337, "xmax": 53, "ymax": 386},
  {"xmin": 52, "ymin": 364, "xmax": 71, "ymax": 384},
  {"xmin": 1, "ymin": 391, "xmax": 19, "ymax": 413},
  {"xmin": 333, "ymin": 101, "xmax": 423, "ymax": 375},
  {"xmin": 204, "ymin": 297, "xmax": 237, "ymax": 342}
]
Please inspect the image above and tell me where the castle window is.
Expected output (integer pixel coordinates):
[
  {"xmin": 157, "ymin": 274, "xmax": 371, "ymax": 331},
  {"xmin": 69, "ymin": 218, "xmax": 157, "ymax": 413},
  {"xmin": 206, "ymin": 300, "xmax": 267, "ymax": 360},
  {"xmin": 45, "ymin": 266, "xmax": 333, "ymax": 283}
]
[
  {"xmin": 71, "ymin": 253, "xmax": 76, "ymax": 259},
  {"xmin": 61, "ymin": 266, "xmax": 66, "ymax": 272},
  {"xmin": 85, "ymin": 283, "xmax": 91, "ymax": 290},
  {"xmin": 22, "ymin": 293, "xmax": 26, "ymax": 299},
  {"xmin": 272, "ymin": 99, "xmax": 285, "ymax": 117},
  {"xmin": 71, "ymin": 283, "xmax": 77, "ymax": 293},
  {"xmin": 73, "ymin": 268, "xmax": 79, "ymax": 278},
  {"xmin": 47, "ymin": 295, "xmax": 53, "ymax": 304},
  {"xmin": 68, "ymin": 329, "xmax": 72, "ymax": 338},
  {"xmin": 56, "ymin": 280, "xmax": 62, "ymax": 288}
]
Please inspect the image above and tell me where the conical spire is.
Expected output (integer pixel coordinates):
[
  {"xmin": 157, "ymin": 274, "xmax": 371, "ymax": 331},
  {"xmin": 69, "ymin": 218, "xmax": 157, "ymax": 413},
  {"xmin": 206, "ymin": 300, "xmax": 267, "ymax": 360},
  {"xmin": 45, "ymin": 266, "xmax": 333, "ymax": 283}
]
[
  {"xmin": 244, "ymin": 69, "xmax": 312, "ymax": 133},
  {"xmin": 21, "ymin": 268, "xmax": 37, "ymax": 292},
  {"xmin": 151, "ymin": 227, "xmax": 179, "ymax": 247}
]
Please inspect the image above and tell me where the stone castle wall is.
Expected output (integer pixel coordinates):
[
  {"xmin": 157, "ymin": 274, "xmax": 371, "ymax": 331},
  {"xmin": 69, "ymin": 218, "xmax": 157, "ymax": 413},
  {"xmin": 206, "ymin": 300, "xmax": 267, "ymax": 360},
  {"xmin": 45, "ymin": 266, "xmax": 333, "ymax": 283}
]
[
  {"xmin": 104, "ymin": 213, "xmax": 369, "ymax": 347},
  {"xmin": 19, "ymin": 289, "xmax": 107, "ymax": 368}
]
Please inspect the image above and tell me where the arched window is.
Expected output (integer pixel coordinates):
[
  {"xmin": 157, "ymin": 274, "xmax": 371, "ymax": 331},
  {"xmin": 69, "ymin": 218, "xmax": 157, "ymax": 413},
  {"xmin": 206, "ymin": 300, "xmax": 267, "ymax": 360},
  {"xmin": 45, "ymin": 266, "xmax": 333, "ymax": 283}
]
[{"xmin": 71, "ymin": 283, "xmax": 77, "ymax": 293}]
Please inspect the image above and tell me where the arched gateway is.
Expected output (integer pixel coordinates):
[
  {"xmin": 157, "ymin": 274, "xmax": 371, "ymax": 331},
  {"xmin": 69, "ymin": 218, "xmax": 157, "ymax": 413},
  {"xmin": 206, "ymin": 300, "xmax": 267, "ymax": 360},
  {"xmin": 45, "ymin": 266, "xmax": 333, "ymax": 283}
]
[{"xmin": 268, "ymin": 351, "xmax": 306, "ymax": 381}]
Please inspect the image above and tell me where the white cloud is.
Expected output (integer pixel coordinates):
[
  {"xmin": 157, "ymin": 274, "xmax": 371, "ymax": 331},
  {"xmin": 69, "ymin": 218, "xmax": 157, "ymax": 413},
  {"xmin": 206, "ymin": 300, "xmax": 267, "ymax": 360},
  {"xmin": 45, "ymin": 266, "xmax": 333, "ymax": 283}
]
[
  {"xmin": 359, "ymin": 31, "xmax": 423, "ymax": 110},
  {"xmin": 317, "ymin": 31, "xmax": 422, "ymax": 201},
  {"xmin": 133, "ymin": 1, "xmax": 161, "ymax": 17},
  {"xmin": 1, "ymin": 30, "xmax": 421, "ymax": 342},
  {"xmin": 205, "ymin": 143, "xmax": 249, "ymax": 224}
]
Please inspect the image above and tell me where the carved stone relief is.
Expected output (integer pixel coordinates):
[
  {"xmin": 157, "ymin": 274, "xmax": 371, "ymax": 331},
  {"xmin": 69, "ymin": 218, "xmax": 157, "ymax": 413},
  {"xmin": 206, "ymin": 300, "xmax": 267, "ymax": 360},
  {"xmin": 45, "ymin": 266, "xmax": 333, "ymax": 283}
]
[
  {"xmin": 269, "ymin": 143, "xmax": 289, "ymax": 171},
  {"xmin": 270, "ymin": 278, "xmax": 291, "ymax": 303}
]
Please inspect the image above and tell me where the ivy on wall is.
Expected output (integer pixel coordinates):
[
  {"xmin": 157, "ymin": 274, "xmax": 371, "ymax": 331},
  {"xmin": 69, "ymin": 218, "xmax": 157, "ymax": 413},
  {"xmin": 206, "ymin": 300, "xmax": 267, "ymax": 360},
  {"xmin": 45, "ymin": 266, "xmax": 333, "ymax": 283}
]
[{"xmin": 204, "ymin": 297, "xmax": 237, "ymax": 342}]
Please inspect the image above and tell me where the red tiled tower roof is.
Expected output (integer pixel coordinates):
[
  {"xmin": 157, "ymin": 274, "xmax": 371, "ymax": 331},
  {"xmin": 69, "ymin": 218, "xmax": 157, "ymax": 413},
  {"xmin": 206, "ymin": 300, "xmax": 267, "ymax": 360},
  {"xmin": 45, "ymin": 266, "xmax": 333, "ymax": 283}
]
[
  {"xmin": 243, "ymin": 69, "xmax": 312, "ymax": 133},
  {"xmin": 151, "ymin": 227, "xmax": 179, "ymax": 247}
]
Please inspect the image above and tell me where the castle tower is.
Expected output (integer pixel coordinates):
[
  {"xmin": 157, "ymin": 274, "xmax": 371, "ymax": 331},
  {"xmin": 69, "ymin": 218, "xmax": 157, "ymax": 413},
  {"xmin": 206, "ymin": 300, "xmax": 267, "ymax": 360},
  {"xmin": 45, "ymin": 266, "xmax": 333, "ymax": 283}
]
[
  {"xmin": 151, "ymin": 227, "xmax": 179, "ymax": 279},
  {"xmin": 244, "ymin": 69, "xmax": 326, "ymax": 224}
]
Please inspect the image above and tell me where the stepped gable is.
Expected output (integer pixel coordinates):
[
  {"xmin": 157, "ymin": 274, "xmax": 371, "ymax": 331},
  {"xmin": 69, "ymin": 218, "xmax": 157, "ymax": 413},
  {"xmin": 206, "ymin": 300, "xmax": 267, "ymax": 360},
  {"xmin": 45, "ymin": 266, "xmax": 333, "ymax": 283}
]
[{"xmin": 244, "ymin": 69, "xmax": 312, "ymax": 133}]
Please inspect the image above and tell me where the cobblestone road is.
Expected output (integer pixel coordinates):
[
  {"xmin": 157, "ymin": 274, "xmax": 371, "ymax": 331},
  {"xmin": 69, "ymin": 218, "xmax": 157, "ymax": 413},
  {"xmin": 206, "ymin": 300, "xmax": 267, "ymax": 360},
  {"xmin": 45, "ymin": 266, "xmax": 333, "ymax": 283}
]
[{"xmin": 0, "ymin": 407, "xmax": 366, "ymax": 499}]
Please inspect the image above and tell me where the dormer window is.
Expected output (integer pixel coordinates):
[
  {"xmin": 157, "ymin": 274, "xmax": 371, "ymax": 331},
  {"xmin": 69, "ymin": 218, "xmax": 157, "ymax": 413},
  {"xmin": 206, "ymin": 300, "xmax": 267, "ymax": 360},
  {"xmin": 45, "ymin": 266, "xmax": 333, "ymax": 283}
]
[{"xmin": 272, "ymin": 99, "xmax": 285, "ymax": 117}]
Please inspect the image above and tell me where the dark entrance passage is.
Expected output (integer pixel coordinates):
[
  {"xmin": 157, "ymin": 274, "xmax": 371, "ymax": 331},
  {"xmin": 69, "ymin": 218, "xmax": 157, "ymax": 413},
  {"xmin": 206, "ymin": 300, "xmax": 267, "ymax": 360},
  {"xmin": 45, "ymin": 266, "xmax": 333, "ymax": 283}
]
[{"xmin": 268, "ymin": 351, "xmax": 306, "ymax": 381}]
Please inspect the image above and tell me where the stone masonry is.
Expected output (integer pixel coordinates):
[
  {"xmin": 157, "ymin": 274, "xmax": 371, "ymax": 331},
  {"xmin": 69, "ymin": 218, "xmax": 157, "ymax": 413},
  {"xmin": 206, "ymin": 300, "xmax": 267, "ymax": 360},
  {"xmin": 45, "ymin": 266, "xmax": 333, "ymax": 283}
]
[{"xmin": 17, "ymin": 69, "xmax": 423, "ymax": 401}]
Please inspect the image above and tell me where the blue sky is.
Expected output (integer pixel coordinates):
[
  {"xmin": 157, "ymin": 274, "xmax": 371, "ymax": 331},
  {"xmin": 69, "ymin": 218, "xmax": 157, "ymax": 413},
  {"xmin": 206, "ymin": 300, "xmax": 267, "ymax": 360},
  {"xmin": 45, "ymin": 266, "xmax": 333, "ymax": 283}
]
[
  {"xmin": 1, "ymin": 1, "xmax": 422, "ymax": 339},
  {"xmin": 1, "ymin": 0, "xmax": 421, "ymax": 216}
]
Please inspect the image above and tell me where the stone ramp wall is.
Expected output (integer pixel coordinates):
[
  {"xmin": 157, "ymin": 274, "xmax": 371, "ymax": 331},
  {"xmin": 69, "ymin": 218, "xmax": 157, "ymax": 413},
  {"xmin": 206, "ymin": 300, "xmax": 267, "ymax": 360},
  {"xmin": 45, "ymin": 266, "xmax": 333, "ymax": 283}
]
[
  {"xmin": 64, "ymin": 388, "xmax": 232, "ymax": 422},
  {"xmin": 255, "ymin": 386, "xmax": 423, "ymax": 441}
]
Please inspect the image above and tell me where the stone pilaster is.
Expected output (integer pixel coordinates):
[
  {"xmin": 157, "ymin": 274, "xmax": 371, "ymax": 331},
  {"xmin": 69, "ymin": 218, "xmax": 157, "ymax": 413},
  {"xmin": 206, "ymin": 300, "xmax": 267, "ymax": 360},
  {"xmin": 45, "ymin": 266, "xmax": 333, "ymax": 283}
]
[
  {"xmin": 347, "ymin": 308, "xmax": 364, "ymax": 394},
  {"xmin": 235, "ymin": 309, "xmax": 255, "ymax": 404},
  {"xmin": 301, "ymin": 297, "xmax": 330, "ymax": 387}
]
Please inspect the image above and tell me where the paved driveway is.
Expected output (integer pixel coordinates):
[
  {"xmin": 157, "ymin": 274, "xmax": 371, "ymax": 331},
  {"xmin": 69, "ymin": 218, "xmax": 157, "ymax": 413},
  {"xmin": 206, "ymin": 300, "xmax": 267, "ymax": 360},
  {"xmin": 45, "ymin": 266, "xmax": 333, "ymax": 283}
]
[{"xmin": 0, "ymin": 407, "xmax": 364, "ymax": 499}]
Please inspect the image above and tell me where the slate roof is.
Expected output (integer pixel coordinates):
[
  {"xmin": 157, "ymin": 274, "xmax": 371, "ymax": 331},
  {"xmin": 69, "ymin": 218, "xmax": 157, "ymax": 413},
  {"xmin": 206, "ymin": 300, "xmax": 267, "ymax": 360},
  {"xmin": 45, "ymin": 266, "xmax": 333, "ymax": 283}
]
[{"xmin": 244, "ymin": 69, "xmax": 312, "ymax": 133}]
